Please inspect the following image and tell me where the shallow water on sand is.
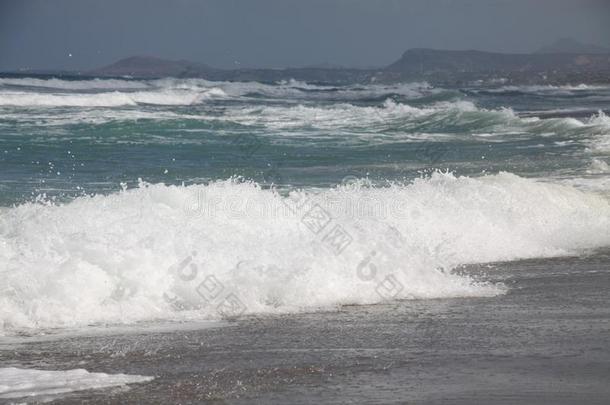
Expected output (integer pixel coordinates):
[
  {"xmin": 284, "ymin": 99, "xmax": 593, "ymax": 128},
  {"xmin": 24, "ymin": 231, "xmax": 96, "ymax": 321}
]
[{"xmin": 2, "ymin": 250, "xmax": 609, "ymax": 404}]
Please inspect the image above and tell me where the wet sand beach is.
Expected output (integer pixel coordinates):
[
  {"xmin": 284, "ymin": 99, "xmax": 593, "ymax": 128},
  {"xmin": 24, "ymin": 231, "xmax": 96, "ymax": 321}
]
[{"xmin": 2, "ymin": 250, "xmax": 609, "ymax": 404}]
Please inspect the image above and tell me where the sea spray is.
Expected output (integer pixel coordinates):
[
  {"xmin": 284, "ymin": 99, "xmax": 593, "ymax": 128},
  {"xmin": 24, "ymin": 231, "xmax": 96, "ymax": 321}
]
[{"xmin": 1, "ymin": 172, "xmax": 609, "ymax": 334}]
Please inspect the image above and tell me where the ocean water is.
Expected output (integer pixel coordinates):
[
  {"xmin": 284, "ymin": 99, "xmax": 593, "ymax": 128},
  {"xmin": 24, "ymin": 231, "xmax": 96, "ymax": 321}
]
[{"xmin": 1, "ymin": 76, "xmax": 609, "ymax": 336}]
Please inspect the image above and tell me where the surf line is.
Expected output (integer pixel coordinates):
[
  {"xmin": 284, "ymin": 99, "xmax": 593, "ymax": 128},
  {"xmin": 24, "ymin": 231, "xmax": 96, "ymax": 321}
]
[{"xmin": 228, "ymin": 133, "xmax": 453, "ymax": 302}]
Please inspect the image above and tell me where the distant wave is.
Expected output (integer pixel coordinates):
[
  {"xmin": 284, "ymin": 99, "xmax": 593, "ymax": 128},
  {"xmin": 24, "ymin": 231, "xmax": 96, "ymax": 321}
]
[
  {"xmin": 3, "ymin": 89, "xmax": 608, "ymax": 150},
  {"xmin": 0, "ymin": 88, "xmax": 227, "ymax": 107},
  {"xmin": 214, "ymin": 99, "xmax": 610, "ymax": 137},
  {"xmin": 0, "ymin": 76, "xmax": 437, "ymax": 105},
  {"xmin": 467, "ymin": 84, "xmax": 610, "ymax": 97},
  {"xmin": 0, "ymin": 77, "xmax": 151, "ymax": 90},
  {"xmin": 586, "ymin": 111, "xmax": 610, "ymax": 153},
  {"xmin": 1, "ymin": 172, "xmax": 609, "ymax": 334},
  {"xmin": 206, "ymin": 79, "xmax": 439, "ymax": 100}
]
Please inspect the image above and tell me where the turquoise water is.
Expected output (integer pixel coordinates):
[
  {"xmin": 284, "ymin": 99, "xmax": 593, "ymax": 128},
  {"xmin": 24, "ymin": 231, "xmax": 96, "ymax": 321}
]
[
  {"xmin": 1, "ymin": 77, "xmax": 609, "ymax": 204},
  {"xmin": 1, "ymin": 76, "xmax": 610, "ymax": 335}
]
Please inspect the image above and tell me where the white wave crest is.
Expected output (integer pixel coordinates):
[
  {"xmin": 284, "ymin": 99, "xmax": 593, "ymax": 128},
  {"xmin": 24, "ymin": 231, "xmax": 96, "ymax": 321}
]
[
  {"xmin": 1, "ymin": 172, "xmax": 609, "ymax": 335},
  {"xmin": 0, "ymin": 76, "xmax": 436, "ymax": 104},
  {"xmin": 142, "ymin": 78, "xmax": 436, "ymax": 100},
  {"xmin": 585, "ymin": 111, "xmax": 610, "ymax": 153},
  {"xmin": 0, "ymin": 88, "xmax": 227, "ymax": 107},
  {"xmin": 0, "ymin": 77, "xmax": 151, "ymax": 90},
  {"xmin": 214, "ymin": 99, "xmax": 596, "ymax": 136},
  {"xmin": 477, "ymin": 84, "xmax": 610, "ymax": 96}
]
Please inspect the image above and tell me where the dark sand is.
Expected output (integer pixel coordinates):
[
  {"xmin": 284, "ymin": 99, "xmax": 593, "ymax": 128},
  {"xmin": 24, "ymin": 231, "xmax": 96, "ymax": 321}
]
[{"xmin": 1, "ymin": 250, "xmax": 610, "ymax": 404}]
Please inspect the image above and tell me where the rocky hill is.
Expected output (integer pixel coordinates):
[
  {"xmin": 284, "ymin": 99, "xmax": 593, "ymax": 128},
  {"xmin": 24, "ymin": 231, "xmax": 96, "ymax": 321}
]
[
  {"xmin": 383, "ymin": 47, "xmax": 610, "ymax": 84},
  {"xmin": 90, "ymin": 56, "xmax": 216, "ymax": 78},
  {"xmin": 89, "ymin": 43, "xmax": 610, "ymax": 85}
]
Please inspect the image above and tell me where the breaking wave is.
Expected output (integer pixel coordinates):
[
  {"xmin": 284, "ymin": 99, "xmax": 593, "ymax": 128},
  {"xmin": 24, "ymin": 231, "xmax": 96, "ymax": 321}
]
[
  {"xmin": 1, "ymin": 172, "xmax": 609, "ymax": 335},
  {"xmin": 0, "ymin": 88, "xmax": 227, "ymax": 107},
  {"xmin": 2, "ymin": 77, "xmax": 606, "ymax": 141},
  {"xmin": 468, "ymin": 83, "xmax": 610, "ymax": 96},
  {"xmin": 585, "ymin": 111, "xmax": 610, "ymax": 153},
  {"xmin": 217, "ymin": 99, "xmax": 610, "ymax": 136},
  {"xmin": 0, "ymin": 77, "xmax": 150, "ymax": 90},
  {"xmin": 0, "ymin": 77, "xmax": 436, "ymax": 106}
]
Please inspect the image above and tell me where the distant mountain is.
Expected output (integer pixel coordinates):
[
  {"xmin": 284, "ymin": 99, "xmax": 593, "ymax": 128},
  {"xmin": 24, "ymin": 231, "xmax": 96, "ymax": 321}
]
[
  {"xmin": 386, "ymin": 48, "xmax": 610, "ymax": 73},
  {"xmin": 90, "ymin": 56, "xmax": 372, "ymax": 84},
  {"xmin": 85, "ymin": 47, "xmax": 610, "ymax": 86},
  {"xmin": 384, "ymin": 48, "xmax": 610, "ymax": 84},
  {"xmin": 91, "ymin": 56, "xmax": 216, "ymax": 77},
  {"xmin": 536, "ymin": 38, "xmax": 609, "ymax": 54},
  {"xmin": 386, "ymin": 48, "xmax": 532, "ymax": 73}
]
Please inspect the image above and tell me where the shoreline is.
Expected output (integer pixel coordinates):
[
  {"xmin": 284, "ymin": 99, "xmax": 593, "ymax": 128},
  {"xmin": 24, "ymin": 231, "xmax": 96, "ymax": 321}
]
[{"xmin": 2, "ymin": 251, "xmax": 609, "ymax": 404}]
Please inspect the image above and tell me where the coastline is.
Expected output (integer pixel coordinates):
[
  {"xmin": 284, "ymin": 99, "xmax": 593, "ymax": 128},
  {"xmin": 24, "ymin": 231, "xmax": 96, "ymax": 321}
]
[{"xmin": 2, "ymin": 250, "xmax": 609, "ymax": 404}]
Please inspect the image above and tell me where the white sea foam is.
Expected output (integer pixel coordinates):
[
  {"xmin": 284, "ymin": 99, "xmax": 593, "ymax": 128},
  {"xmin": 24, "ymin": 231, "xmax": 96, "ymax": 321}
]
[
  {"xmin": 584, "ymin": 111, "xmax": 610, "ymax": 153},
  {"xmin": 559, "ymin": 176, "xmax": 610, "ymax": 195},
  {"xmin": 0, "ymin": 77, "xmax": 151, "ymax": 90},
  {"xmin": 0, "ymin": 367, "xmax": 153, "ymax": 400},
  {"xmin": 1, "ymin": 92, "xmax": 607, "ymax": 151},
  {"xmin": 478, "ymin": 84, "xmax": 610, "ymax": 96},
  {"xmin": 0, "ymin": 88, "xmax": 226, "ymax": 107},
  {"xmin": 143, "ymin": 78, "xmax": 436, "ymax": 100},
  {"xmin": 0, "ymin": 109, "xmax": 187, "ymax": 126},
  {"xmin": 214, "ymin": 99, "xmax": 478, "ymax": 130},
  {"xmin": 1, "ymin": 77, "xmax": 606, "ymax": 143},
  {"xmin": 213, "ymin": 99, "xmax": 599, "ymax": 137},
  {"xmin": 0, "ymin": 77, "xmax": 435, "ymax": 106},
  {"xmin": 1, "ymin": 172, "xmax": 609, "ymax": 335},
  {"xmin": 587, "ymin": 158, "xmax": 610, "ymax": 174}
]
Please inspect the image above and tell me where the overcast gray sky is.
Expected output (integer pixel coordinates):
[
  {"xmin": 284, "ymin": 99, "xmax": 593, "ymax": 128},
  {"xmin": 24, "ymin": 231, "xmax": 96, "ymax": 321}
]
[{"xmin": 1, "ymin": 0, "xmax": 609, "ymax": 71}]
